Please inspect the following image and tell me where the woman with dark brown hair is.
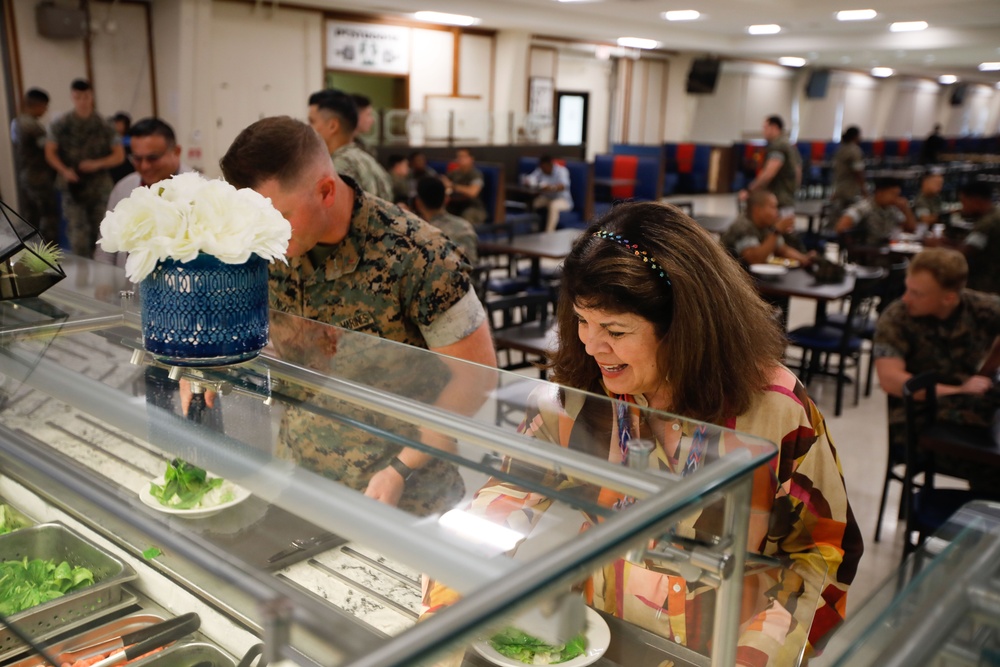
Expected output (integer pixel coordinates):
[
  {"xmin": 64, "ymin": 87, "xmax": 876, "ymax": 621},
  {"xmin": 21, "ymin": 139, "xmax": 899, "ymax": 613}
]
[{"xmin": 425, "ymin": 202, "xmax": 861, "ymax": 665}]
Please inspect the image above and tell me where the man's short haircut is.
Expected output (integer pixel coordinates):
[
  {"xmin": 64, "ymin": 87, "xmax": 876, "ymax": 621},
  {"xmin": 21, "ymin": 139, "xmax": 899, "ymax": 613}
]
[
  {"xmin": 842, "ymin": 126, "xmax": 860, "ymax": 142},
  {"xmin": 112, "ymin": 112, "xmax": 131, "ymax": 129},
  {"xmin": 909, "ymin": 248, "xmax": 968, "ymax": 292},
  {"xmin": 747, "ymin": 189, "xmax": 776, "ymax": 214},
  {"xmin": 350, "ymin": 93, "xmax": 371, "ymax": 110},
  {"xmin": 387, "ymin": 154, "xmax": 407, "ymax": 169},
  {"xmin": 456, "ymin": 147, "xmax": 473, "ymax": 158},
  {"xmin": 25, "ymin": 88, "xmax": 49, "ymax": 105},
  {"xmin": 873, "ymin": 176, "xmax": 903, "ymax": 192},
  {"xmin": 539, "ymin": 154, "xmax": 553, "ymax": 165},
  {"xmin": 128, "ymin": 117, "xmax": 177, "ymax": 146},
  {"xmin": 308, "ymin": 89, "xmax": 357, "ymax": 133},
  {"xmin": 220, "ymin": 116, "xmax": 329, "ymax": 190},
  {"xmin": 766, "ymin": 115, "xmax": 784, "ymax": 131},
  {"xmin": 959, "ymin": 180, "xmax": 994, "ymax": 201},
  {"xmin": 416, "ymin": 176, "xmax": 446, "ymax": 210},
  {"xmin": 70, "ymin": 79, "xmax": 92, "ymax": 92},
  {"xmin": 408, "ymin": 150, "xmax": 426, "ymax": 161}
]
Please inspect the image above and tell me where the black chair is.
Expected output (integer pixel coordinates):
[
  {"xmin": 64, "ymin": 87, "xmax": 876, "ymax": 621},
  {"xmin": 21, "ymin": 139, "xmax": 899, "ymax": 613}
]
[
  {"xmin": 786, "ymin": 271, "xmax": 884, "ymax": 417},
  {"xmin": 825, "ymin": 259, "xmax": 908, "ymax": 397},
  {"xmin": 874, "ymin": 413, "xmax": 910, "ymax": 543},
  {"xmin": 484, "ymin": 290, "xmax": 558, "ymax": 377},
  {"xmin": 900, "ymin": 372, "xmax": 981, "ymax": 557}
]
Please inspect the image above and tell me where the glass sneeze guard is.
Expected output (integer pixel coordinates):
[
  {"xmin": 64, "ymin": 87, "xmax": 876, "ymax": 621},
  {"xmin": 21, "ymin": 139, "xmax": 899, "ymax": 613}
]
[{"xmin": 0, "ymin": 258, "xmax": 780, "ymax": 667}]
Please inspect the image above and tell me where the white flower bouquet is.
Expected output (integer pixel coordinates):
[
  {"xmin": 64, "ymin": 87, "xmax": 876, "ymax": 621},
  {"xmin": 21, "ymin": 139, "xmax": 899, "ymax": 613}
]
[{"xmin": 98, "ymin": 172, "xmax": 290, "ymax": 282}]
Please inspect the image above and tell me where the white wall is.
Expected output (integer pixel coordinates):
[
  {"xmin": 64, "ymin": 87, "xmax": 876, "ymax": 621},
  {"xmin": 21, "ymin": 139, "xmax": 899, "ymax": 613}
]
[{"xmin": 555, "ymin": 53, "xmax": 612, "ymax": 159}]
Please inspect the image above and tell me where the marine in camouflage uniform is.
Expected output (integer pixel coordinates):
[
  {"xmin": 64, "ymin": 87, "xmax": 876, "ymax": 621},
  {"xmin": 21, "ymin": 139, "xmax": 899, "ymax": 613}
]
[
  {"xmin": 763, "ymin": 135, "xmax": 801, "ymax": 211},
  {"xmin": 447, "ymin": 166, "xmax": 488, "ymax": 225},
  {"xmin": 913, "ymin": 191, "xmax": 943, "ymax": 226},
  {"xmin": 874, "ymin": 290, "xmax": 1000, "ymax": 488},
  {"xmin": 47, "ymin": 111, "xmax": 119, "ymax": 257},
  {"xmin": 330, "ymin": 141, "xmax": 393, "ymax": 202},
  {"xmin": 269, "ymin": 176, "xmax": 485, "ymax": 516},
  {"xmin": 829, "ymin": 141, "xmax": 865, "ymax": 226},
  {"xmin": 12, "ymin": 112, "xmax": 58, "ymax": 245},
  {"xmin": 964, "ymin": 207, "xmax": 1000, "ymax": 296},
  {"xmin": 841, "ymin": 197, "xmax": 906, "ymax": 246}
]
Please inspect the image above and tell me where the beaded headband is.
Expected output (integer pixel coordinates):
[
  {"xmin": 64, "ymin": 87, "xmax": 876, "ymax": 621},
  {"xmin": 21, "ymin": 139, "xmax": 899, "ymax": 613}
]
[{"xmin": 592, "ymin": 230, "xmax": 672, "ymax": 284}]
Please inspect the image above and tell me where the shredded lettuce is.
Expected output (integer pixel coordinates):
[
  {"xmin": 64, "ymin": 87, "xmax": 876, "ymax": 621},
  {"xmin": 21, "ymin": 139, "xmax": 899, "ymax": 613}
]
[{"xmin": 488, "ymin": 627, "xmax": 586, "ymax": 664}]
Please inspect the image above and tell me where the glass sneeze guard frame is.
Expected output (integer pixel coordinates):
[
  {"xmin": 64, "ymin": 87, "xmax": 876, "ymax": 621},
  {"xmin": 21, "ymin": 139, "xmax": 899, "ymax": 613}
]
[{"xmin": 0, "ymin": 269, "xmax": 779, "ymax": 667}]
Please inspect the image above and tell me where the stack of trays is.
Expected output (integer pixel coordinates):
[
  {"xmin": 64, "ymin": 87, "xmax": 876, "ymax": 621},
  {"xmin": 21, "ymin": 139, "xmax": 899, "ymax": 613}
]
[{"xmin": 0, "ymin": 522, "xmax": 137, "ymax": 660}]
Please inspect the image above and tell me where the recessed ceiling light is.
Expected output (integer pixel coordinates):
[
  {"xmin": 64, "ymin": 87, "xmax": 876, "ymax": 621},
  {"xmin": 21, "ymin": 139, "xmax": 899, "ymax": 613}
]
[
  {"xmin": 617, "ymin": 37, "xmax": 658, "ymax": 49},
  {"xmin": 778, "ymin": 57, "xmax": 806, "ymax": 67},
  {"xmin": 871, "ymin": 67, "xmax": 894, "ymax": 77},
  {"xmin": 662, "ymin": 10, "xmax": 700, "ymax": 21},
  {"xmin": 413, "ymin": 11, "xmax": 479, "ymax": 26},
  {"xmin": 748, "ymin": 24, "xmax": 781, "ymax": 35},
  {"xmin": 890, "ymin": 21, "xmax": 928, "ymax": 32},
  {"xmin": 979, "ymin": 62, "xmax": 1000, "ymax": 71},
  {"xmin": 837, "ymin": 9, "xmax": 877, "ymax": 21},
  {"xmin": 938, "ymin": 75, "xmax": 958, "ymax": 84}
]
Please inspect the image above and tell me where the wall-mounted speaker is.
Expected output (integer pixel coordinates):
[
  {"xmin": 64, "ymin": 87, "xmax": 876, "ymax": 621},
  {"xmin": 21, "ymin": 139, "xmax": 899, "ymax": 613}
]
[{"xmin": 35, "ymin": 2, "xmax": 88, "ymax": 40}]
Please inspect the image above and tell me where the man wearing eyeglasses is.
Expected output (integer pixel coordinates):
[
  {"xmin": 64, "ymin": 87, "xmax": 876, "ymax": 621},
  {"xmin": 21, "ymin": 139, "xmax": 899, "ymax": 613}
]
[{"xmin": 99, "ymin": 118, "xmax": 190, "ymax": 266}]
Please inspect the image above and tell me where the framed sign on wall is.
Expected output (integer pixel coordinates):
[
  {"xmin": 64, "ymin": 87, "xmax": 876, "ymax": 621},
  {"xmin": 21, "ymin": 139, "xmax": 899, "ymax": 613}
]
[
  {"xmin": 529, "ymin": 76, "xmax": 554, "ymax": 119},
  {"xmin": 327, "ymin": 21, "xmax": 411, "ymax": 74}
]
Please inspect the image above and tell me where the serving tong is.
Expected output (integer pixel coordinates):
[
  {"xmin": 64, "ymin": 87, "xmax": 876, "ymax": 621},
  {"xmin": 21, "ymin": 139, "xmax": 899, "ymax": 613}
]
[{"xmin": 57, "ymin": 612, "xmax": 201, "ymax": 667}]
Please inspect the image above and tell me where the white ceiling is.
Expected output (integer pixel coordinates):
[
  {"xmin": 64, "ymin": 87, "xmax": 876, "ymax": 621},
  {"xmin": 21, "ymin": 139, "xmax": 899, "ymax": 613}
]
[{"xmin": 295, "ymin": 0, "xmax": 1000, "ymax": 85}]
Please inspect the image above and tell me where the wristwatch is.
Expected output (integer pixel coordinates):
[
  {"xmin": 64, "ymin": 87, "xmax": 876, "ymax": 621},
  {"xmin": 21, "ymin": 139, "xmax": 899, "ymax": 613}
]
[{"xmin": 388, "ymin": 457, "xmax": 415, "ymax": 482}]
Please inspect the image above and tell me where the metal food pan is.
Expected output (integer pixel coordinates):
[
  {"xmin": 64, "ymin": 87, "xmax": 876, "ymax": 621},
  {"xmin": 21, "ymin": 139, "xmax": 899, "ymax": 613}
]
[
  {"xmin": 8, "ymin": 612, "xmax": 167, "ymax": 667},
  {"xmin": 0, "ymin": 522, "xmax": 138, "ymax": 656},
  {"xmin": 137, "ymin": 641, "xmax": 237, "ymax": 667}
]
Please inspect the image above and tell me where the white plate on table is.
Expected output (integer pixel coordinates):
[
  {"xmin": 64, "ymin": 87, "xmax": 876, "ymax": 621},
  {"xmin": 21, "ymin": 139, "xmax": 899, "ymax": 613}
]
[
  {"xmin": 473, "ymin": 607, "xmax": 610, "ymax": 667},
  {"xmin": 888, "ymin": 241, "xmax": 924, "ymax": 254},
  {"xmin": 139, "ymin": 476, "xmax": 251, "ymax": 519},
  {"xmin": 749, "ymin": 263, "xmax": 789, "ymax": 278}
]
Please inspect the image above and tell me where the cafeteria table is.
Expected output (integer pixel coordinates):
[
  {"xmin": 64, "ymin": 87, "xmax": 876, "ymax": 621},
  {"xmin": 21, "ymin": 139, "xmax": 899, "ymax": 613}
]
[{"xmin": 478, "ymin": 229, "xmax": 582, "ymax": 287}]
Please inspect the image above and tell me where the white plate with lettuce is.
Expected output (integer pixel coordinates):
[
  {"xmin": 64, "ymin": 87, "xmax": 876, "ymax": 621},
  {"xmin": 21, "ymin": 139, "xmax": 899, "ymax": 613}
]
[
  {"xmin": 473, "ymin": 607, "xmax": 610, "ymax": 666},
  {"xmin": 139, "ymin": 459, "xmax": 250, "ymax": 519}
]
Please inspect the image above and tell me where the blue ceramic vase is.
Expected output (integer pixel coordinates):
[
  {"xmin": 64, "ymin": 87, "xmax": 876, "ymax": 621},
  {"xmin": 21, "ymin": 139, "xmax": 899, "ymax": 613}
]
[{"xmin": 140, "ymin": 253, "xmax": 269, "ymax": 366}]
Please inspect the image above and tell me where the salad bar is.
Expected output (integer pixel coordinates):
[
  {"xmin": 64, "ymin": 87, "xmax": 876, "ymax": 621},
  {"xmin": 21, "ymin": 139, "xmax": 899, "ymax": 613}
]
[{"xmin": 0, "ymin": 259, "xmax": 782, "ymax": 667}]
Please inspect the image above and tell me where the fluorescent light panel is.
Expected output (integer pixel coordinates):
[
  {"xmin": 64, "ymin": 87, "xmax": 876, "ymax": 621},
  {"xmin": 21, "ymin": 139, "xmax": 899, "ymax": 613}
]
[
  {"xmin": 938, "ymin": 75, "xmax": 958, "ymax": 84},
  {"xmin": 871, "ymin": 67, "xmax": 894, "ymax": 77},
  {"xmin": 837, "ymin": 9, "xmax": 877, "ymax": 21},
  {"xmin": 413, "ymin": 11, "xmax": 479, "ymax": 26},
  {"xmin": 979, "ymin": 62, "xmax": 1000, "ymax": 71},
  {"xmin": 890, "ymin": 21, "xmax": 928, "ymax": 32},
  {"xmin": 663, "ymin": 10, "xmax": 700, "ymax": 21},
  {"xmin": 778, "ymin": 57, "xmax": 806, "ymax": 67},
  {"xmin": 748, "ymin": 24, "xmax": 781, "ymax": 35},
  {"xmin": 617, "ymin": 37, "xmax": 658, "ymax": 49}
]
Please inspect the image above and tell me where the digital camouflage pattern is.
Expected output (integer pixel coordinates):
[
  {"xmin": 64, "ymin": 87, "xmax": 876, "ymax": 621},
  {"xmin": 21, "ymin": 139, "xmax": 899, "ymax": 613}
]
[
  {"xmin": 913, "ymin": 192, "xmax": 943, "ymax": 223},
  {"xmin": 448, "ymin": 167, "xmax": 487, "ymax": 224},
  {"xmin": 12, "ymin": 113, "xmax": 58, "ymax": 245},
  {"xmin": 331, "ymin": 141, "xmax": 393, "ymax": 201},
  {"xmin": 831, "ymin": 142, "xmax": 865, "ymax": 203},
  {"xmin": 875, "ymin": 290, "xmax": 1000, "ymax": 486},
  {"xmin": 964, "ymin": 208, "xmax": 1000, "ymax": 296},
  {"xmin": 428, "ymin": 210, "xmax": 478, "ymax": 264},
  {"xmin": 47, "ymin": 111, "xmax": 118, "ymax": 257},
  {"xmin": 719, "ymin": 214, "xmax": 783, "ymax": 260},
  {"xmin": 842, "ymin": 197, "xmax": 905, "ymax": 245},
  {"xmin": 764, "ymin": 136, "xmax": 801, "ymax": 209},
  {"xmin": 269, "ymin": 178, "xmax": 480, "ymax": 514}
]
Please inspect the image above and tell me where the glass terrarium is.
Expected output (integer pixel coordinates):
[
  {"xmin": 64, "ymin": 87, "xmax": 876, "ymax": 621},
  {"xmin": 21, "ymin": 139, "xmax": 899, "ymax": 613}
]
[{"xmin": 0, "ymin": 199, "xmax": 65, "ymax": 300}]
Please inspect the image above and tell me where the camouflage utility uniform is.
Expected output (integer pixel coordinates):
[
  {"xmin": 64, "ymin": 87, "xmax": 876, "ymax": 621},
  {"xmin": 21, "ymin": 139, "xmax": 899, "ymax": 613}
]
[
  {"xmin": 331, "ymin": 142, "xmax": 393, "ymax": 201},
  {"xmin": 270, "ymin": 177, "xmax": 485, "ymax": 515},
  {"xmin": 12, "ymin": 113, "xmax": 58, "ymax": 245},
  {"xmin": 47, "ymin": 112, "xmax": 119, "ymax": 257},
  {"xmin": 447, "ymin": 167, "xmax": 488, "ymax": 224},
  {"xmin": 964, "ymin": 208, "xmax": 1000, "ymax": 296},
  {"xmin": 913, "ymin": 192, "xmax": 943, "ymax": 225},
  {"xmin": 764, "ymin": 136, "xmax": 801, "ymax": 210},
  {"xmin": 428, "ymin": 210, "xmax": 478, "ymax": 264},
  {"xmin": 829, "ymin": 142, "xmax": 865, "ymax": 225},
  {"xmin": 841, "ymin": 198, "xmax": 906, "ymax": 246},
  {"xmin": 874, "ymin": 290, "xmax": 1000, "ymax": 488},
  {"xmin": 720, "ymin": 214, "xmax": 784, "ymax": 260}
]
